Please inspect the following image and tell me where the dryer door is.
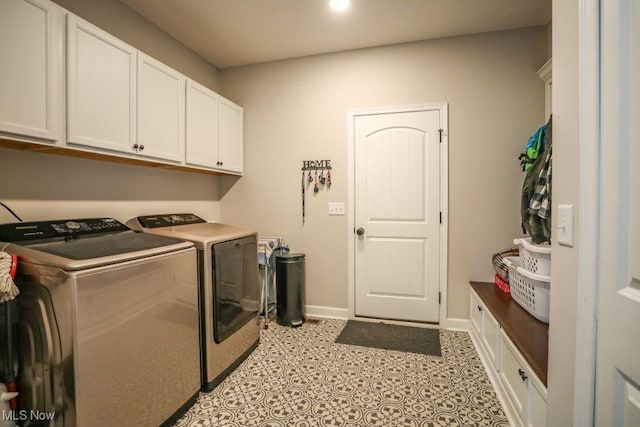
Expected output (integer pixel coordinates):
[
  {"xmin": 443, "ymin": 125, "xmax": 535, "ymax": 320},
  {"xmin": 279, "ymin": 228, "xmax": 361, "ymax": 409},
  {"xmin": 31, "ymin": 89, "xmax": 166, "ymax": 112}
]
[{"xmin": 212, "ymin": 235, "xmax": 258, "ymax": 343}]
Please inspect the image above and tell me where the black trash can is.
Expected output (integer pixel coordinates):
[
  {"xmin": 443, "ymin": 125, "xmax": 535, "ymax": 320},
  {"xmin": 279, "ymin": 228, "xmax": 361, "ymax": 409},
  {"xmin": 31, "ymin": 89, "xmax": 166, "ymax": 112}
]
[{"xmin": 275, "ymin": 253, "xmax": 305, "ymax": 327}]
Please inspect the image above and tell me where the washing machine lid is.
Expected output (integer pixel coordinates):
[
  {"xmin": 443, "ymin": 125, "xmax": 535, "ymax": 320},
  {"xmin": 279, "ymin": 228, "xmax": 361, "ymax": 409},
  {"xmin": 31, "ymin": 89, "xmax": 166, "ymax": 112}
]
[
  {"xmin": 0, "ymin": 218, "xmax": 193, "ymax": 270},
  {"xmin": 127, "ymin": 214, "xmax": 256, "ymax": 247}
]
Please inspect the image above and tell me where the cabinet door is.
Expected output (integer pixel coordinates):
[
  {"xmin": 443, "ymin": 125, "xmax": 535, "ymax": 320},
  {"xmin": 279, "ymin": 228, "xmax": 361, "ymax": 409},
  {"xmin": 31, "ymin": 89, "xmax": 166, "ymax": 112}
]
[
  {"xmin": 137, "ymin": 53, "xmax": 185, "ymax": 162},
  {"xmin": 482, "ymin": 307, "xmax": 501, "ymax": 371},
  {"xmin": 0, "ymin": 0, "xmax": 60, "ymax": 142},
  {"xmin": 529, "ymin": 383, "xmax": 547, "ymax": 427},
  {"xmin": 218, "ymin": 97, "xmax": 243, "ymax": 174},
  {"xmin": 67, "ymin": 14, "xmax": 136, "ymax": 153},
  {"xmin": 470, "ymin": 290, "xmax": 484, "ymax": 335},
  {"xmin": 185, "ymin": 80, "xmax": 218, "ymax": 168},
  {"xmin": 499, "ymin": 331, "xmax": 529, "ymax": 423}
]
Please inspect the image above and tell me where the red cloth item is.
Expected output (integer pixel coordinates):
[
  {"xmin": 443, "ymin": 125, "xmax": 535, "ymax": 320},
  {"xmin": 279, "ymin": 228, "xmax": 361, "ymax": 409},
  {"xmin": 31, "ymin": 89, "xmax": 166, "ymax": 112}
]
[{"xmin": 494, "ymin": 274, "xmax": 510, "ymax": 293}]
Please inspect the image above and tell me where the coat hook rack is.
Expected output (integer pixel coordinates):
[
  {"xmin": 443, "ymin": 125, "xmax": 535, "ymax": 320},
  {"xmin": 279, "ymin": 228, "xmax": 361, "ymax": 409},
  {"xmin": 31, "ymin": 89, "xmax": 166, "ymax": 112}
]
[{"xmin": 301, "ymin": 160, "xmax": 333, "ymax": 225}]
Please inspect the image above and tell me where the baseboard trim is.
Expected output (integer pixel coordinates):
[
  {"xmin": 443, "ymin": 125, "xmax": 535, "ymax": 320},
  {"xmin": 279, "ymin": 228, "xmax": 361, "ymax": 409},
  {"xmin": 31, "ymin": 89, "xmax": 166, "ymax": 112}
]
[
  {"xmin": 305, "ymin": 305, "xmax": 349, "ymax": 319},
  {"xmin": 445, "ymin": 318, "xmax": 470, "ymax": 331},
  {"xmin": 303, "ymin": 308, "xmax": 470, "ymax": 329}
]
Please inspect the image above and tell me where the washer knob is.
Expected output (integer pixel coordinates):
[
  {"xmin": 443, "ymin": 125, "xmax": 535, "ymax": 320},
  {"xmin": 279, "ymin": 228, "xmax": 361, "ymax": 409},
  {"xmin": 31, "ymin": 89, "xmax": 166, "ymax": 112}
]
[{"xmin": 65, "ymin": 221, "xmax": 81, "ymax": 230}]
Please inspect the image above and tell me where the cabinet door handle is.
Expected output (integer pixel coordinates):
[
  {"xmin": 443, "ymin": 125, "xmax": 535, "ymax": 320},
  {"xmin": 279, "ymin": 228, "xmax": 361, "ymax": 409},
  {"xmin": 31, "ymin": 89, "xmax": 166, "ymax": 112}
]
[
  {"xmin": 518, "ymin": 368, "xmax": 528, "ymax": 381},
  {"xmin": 139, "ymin": 145, "xmax": 144, "ymax": 150},
  {"xmin": 133, "ymin": 143, "xmax": 139, "ymax": 149},
  {"xmin": 477, "ymin": 305, "xmax": 483, "ymax": 312}
]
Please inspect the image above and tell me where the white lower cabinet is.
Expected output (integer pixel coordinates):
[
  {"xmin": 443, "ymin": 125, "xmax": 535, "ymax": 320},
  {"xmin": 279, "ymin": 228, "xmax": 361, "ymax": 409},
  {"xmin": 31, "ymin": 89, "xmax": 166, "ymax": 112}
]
[
  {"xmin": 500, "ymin": 331, "xmax": 533, "ymax": 421},
  {"xmin": 470, "ymin": 290, "xmax": 500, "ymax": 370},
  {"xmin": 482, "ymin": 304, "xmax": 500, "ymax": 370},
  {"xmin": 499, "ymin": 331, "xmax": 548, "ymax": 427},
  {"xmin": 529, "ymin": 379, "xmax": 548, "ymax": 427},
  {"xmin": 470, "ymin": 290, "xmax": 483, "ymax": 333},
  {"xmin": 470, "ymin": 289, "xmax": 547, "ymax": 427}
]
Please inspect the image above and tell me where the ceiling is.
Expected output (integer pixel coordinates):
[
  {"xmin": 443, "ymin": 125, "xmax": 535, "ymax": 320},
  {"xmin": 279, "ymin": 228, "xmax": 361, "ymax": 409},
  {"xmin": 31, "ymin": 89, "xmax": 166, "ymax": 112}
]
[{"xmin": 120, "ymin": 0, "xmax": 551, "ymax": 69}]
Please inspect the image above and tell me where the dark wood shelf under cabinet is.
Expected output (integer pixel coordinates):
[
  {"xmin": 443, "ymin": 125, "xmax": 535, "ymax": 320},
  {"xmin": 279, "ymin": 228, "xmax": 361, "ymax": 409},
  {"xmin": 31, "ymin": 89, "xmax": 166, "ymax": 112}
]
[{"xmin": 470, "ymin": 281, "xmax": 549, "ymax": 386}]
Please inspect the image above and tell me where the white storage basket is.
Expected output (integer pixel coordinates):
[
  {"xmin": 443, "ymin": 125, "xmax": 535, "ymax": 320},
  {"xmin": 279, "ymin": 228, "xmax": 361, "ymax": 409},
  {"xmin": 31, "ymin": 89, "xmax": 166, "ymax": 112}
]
[
  {"xmin": 513, "ymin": 237, "xmax": 551, "ymax": 276},
  {"xmin": 506, "ymin": 257, "xmax": 550, "ymax": 323}
]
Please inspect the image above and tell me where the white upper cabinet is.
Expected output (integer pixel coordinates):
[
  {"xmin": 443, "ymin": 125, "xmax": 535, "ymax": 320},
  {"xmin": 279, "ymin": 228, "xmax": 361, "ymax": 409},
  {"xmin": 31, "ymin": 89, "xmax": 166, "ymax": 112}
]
[
  {"xmin": 0, "ymin": 0, "xmax": 61, "ymax": 142},
  {"xmin": 217, "ymin": 97, "xmax": 243, "ymax": 174},
  {"xmin": 185, "ymin": 79, "xmax": 218, "ymax": 168},
  {"xmin": 137, "ymin": 53, "xmax": 185, "ymax": 162},
  {"xmin": 186, "ymin": 81, "xmax": 244, "ymax": 174},
  {"xmin": 66, "ymin": 14, "xmax": 137, "ymax": 154},
  {"xmin": 2, "ymin": 1, "xmax": 243, "ymax": 174}
]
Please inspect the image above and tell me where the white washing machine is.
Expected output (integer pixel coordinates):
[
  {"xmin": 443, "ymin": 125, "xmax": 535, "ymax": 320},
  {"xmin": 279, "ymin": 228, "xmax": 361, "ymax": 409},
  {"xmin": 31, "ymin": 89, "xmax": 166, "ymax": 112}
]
[
  {"xmin": 0, "ymin": 218, "xmax": 200, "ymax": 427},
  {"xmin": 127, "ymin": 214, "xmax": 260, "ymax": 392}
]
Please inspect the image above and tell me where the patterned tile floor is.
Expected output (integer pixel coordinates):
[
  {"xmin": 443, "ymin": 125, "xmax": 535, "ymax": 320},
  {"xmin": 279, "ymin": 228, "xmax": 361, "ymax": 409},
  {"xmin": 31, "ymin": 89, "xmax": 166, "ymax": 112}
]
[{"xmin": 173, "ymin": 319, "xmax": 509, "ymax": 427}]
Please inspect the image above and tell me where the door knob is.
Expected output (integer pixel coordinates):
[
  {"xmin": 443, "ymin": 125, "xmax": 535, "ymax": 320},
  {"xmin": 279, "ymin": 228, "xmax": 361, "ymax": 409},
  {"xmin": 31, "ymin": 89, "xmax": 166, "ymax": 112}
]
[{"xmin": 356, "ymin": 227, "xmax": 365, "ymax": 236}]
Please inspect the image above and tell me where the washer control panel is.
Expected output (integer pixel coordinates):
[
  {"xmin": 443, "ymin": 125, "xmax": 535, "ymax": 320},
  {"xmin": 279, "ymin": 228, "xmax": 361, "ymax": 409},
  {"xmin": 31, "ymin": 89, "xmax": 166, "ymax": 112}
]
[
  {"xmin": 136, "ymin": 213, "xmax": 206, "ymax": 229},
  {"xmin": 0, "ymin": 218, "xmax": 129, "ymax": 242}
]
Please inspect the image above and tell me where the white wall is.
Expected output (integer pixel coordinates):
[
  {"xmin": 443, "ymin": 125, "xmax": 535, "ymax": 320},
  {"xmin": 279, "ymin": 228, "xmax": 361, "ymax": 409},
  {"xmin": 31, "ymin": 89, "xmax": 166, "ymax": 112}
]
[
  {"xmin": 0, "ymin": 148, "xmax": 220, "ymax": 224},
  {"xmin": 546, "ymin": 0, "xmax": 579, "ymax": 425},
  {"xmin": 219, "ymin": 27, "xmax": 548, "ymax": 319}
]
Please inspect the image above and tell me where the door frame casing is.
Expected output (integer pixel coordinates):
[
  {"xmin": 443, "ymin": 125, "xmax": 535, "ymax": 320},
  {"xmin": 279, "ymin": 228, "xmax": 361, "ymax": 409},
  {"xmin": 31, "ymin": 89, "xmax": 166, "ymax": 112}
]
[
  {"xmin": 572, "ymin": 0, "xmax": 600, "ymax": 424},
  {"xmin": 347, "ymin": 103, "xmax": 449, "ymax": 325}
]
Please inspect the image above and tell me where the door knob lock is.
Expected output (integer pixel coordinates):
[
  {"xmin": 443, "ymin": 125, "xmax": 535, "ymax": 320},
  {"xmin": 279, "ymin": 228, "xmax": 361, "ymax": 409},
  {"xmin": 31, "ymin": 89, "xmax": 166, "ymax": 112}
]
[{"xmin": 356, "ymin": 227, "xmax": 365, "ymax": 236}]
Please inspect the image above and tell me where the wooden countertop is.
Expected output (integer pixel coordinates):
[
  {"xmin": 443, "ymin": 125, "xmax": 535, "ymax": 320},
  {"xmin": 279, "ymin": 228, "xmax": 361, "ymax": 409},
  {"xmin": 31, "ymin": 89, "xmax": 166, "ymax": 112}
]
[{"xmin": 470, "ymin": 281, "xmax": 549, "ymax": 386}]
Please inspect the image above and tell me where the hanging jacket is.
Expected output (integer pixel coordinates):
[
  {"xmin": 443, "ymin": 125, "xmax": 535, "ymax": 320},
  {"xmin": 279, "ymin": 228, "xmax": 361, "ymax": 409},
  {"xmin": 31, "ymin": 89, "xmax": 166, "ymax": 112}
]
[
  {"xmin": 521, "ymin": 117, "xmax": 552, "ymax": 243},
  {"xmin": 519, "ymin": 123, "xmax": 548, "ymax": 171}
]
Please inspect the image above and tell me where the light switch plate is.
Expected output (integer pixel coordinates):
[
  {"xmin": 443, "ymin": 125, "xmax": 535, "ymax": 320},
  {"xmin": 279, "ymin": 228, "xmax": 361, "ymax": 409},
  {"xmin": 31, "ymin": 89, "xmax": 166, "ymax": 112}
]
[
  {"xmin": 557, "ymin": 204, "xmax": 574, "ymax": 247},
  {"xmin": 328, "ymin": 202, "xmax": 345, "ymax": 215}
]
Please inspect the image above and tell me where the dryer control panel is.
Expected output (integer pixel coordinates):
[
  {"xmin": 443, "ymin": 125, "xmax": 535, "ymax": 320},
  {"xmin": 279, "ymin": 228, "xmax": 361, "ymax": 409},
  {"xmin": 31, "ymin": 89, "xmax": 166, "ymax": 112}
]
[
  {"xmin": 0, "ymin": 218, "xmax": 129, "ymax": 242},
  {"xmin": 136, "ymin": 213, "xmax": 206, "ymax": 229}
]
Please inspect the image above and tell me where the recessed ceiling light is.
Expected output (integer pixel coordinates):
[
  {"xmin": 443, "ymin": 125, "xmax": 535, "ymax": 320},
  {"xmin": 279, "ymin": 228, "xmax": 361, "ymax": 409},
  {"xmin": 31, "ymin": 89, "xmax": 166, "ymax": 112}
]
[{"xmin": 330, "ymin": 0, "xmax": 350, "ymax": 12}]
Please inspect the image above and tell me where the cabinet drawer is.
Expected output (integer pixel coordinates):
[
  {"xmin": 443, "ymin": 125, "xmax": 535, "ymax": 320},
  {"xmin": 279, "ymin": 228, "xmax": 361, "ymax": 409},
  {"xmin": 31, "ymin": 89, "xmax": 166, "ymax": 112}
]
[{"xmin": 499, "ymin": 332, "xmax": 529, "ymax": 419}]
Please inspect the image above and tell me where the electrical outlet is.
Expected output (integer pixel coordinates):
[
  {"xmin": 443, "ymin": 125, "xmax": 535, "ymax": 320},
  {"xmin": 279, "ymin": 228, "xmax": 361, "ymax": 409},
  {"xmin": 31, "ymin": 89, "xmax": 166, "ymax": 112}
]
[{"xmin": 328, "ymin": 203, "xmax": 345, "ymax": 215}]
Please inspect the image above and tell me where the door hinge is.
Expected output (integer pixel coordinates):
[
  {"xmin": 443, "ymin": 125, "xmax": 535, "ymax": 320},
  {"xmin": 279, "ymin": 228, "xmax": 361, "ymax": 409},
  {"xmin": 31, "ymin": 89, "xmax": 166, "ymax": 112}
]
[
  {"xmin": 438, "ymin": 128, "xmax": 443, "ymax": 142},
  {"xmin": 439, "ymin": 212, "xmax": 442, "ymax": 224},
  {"xmin": 438, "ymin": 292, "xmax": 441, "ymax": 304}
]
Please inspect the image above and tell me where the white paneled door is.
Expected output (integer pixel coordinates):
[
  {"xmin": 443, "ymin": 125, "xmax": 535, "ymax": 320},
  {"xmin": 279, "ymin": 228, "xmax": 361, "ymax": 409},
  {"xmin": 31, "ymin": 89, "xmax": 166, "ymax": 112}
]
[
  {"xmin": 595, "ymin": 0, "xmax": 640, "ymax": 424},
  {"xmin": 354, "ymin": 108, "xmax": 443, "ymax": 323}
]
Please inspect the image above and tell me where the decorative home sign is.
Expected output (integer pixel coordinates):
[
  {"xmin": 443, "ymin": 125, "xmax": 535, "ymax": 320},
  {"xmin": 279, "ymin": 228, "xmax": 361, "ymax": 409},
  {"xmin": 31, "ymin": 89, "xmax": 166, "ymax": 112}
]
[{"xmin": 301, "ymin": 160, "xmax": 332, "ymax": 225}]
